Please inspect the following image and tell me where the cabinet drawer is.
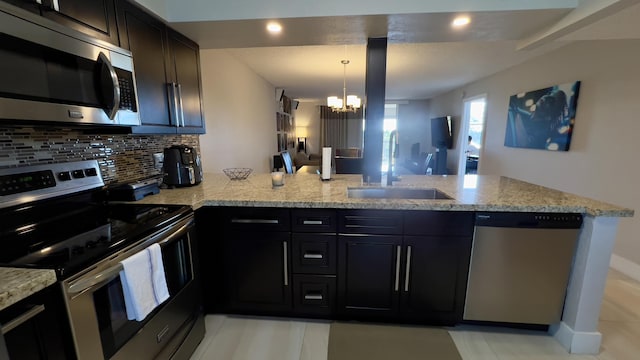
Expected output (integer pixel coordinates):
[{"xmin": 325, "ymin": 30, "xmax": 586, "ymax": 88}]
[
  {"xmin": 292, "ymin": 209, "xmax": 336, "ymax": 232},
  {"xmin": 404, "ymin": 211, "xmax": 474, "ymax": 236},
  {"xmin": 224, "ymin": 208, "xmax": 290, "ymax": 232},
  {"xmin": 292, "ymin": 234, "xmax": 336, "ymax": 274},
  {"xmin": 292, "ymin": 275, "xmax": 336, "ymax": 316},
  {"xmin": 338, "ymin": 210, "xmax": 403, "ymax": 235}
]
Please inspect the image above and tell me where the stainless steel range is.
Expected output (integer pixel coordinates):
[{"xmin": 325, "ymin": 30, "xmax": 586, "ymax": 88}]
[{"xmin": 0, "ymin": 160, "xmax": 205, "ymax": 360}]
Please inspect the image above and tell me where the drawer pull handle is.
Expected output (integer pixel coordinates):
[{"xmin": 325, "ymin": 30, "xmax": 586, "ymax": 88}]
[
  {"xmin": 404, "ymin": 245, "xmax": 412, "ymax": 292},
  {"xmin": 283, "ymin": 241, "xmax": 289, "ymax": 286},
  {"xmin": 303, "ymin": 253, "xmax": 324, "ymax": 259},
  {"xmin": 1, "ymin": 304, "xmax": 45, "ymax": 335},
  {"xmin": 304, "ymin": 294, "xmax": 323, "ymax": 300},
  {"xmin": 303, "ymin": 220, "xmax": 323, "ymax": 225},
  {"xmin": 394, "ymin": 245, "xmax": 401, "ymax": 292},
  {"xmin": 231, "ymin": 219, "xmax": 279, "ymax": 224}
]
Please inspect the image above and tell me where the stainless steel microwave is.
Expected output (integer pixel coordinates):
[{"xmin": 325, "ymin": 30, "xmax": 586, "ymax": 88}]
[{"xmin": 0, "ymin": 3, "xmax": 140, "ymax": 126}]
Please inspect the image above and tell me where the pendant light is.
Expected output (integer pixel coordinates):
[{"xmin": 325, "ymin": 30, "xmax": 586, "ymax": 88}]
[{"xmin": 327, "ymin": 60, "xmax": 361, "ymax": 112}]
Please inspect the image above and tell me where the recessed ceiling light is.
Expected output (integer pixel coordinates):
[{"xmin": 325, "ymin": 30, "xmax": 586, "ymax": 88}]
[
  {"xmin": 452, "ymin": 16, "xmax": 471, "ymax": 28},
  {"xmin": 266, "ymin": 22, "xmax": 282, "ymax": 34}
]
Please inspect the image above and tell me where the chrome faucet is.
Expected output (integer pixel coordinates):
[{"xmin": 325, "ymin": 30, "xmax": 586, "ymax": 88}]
[{"xmin": 387, "ymin": 130, "xmax": 399, "ymax": 186}]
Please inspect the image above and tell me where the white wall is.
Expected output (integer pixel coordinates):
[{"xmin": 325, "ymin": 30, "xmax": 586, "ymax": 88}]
[
  {"xmin": 133, "ymin": 0, "xmax": 168, "ymax": 19},
  {"xmin": 199, "ymin": 50, "xmax": 276, "ymax": 174},
  {"xmin": 397, "ymin": 100, "xmax": 431, "ymax": 163},
  {"xmin": 294, "ymin": 101, "xmax": 322, "ymax": 155},
  {"xmin": 429, "ymin": 39, "xmax": 640, "ymax": 266},
  {"xmin": 423, "ymin": 97, "xmax": 464, "ymax": 173}
]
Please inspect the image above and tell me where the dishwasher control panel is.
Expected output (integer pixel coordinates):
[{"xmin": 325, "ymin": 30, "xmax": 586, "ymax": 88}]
[{"xmin": 475, "ymin": 212, "xmax": 583, "ymax": 229}]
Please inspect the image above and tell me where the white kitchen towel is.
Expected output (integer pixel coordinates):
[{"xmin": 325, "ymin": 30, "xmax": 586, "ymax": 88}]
[
  {"xmin": 147, "ymin": 243, "xmax": 170, "ymax": 304},
  {"xmin": 120, "ymin": 248, "xmax": 157, "ymax": 321}
]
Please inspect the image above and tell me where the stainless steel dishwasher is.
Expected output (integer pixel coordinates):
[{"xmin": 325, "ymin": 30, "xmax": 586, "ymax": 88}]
[{"xmin": 464, "ymin": 212, "xmax": 582, "ymax": 325}]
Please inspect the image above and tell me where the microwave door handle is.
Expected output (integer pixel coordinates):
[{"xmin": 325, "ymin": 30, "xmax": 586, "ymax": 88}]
[
  {"xmin": 97, "ymin": 52, "xmax": 120, "ymax": 120},
  {"xmin": 176, "ymin": 83, "xmax": 186, "ymax": 127}
]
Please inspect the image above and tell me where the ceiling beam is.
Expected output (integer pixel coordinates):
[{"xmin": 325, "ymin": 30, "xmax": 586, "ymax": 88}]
[
  {"xmin": 159, "ymin": 0, "xmax": 577, "ymax": 23},
  {"xmin": 517, "ymin": 0, "xmax": 640, "ymax": 50}
]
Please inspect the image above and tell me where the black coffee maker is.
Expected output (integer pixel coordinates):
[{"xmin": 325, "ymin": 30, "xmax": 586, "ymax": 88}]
[{"xmin": 163, "ymin": 145, "xmax": 202, "ymax": 187}]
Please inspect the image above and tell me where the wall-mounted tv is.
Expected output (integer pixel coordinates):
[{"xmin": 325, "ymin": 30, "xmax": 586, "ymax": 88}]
[{"xmin": 431, "ymin": 116, "xmax": 453, "ymax": 149}]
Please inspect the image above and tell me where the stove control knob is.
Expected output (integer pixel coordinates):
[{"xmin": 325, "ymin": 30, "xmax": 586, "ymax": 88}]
[
  {"xmin": 58, "ymin": 171, "xmax": 72, "ymax": 181},
  {"xmin": 72, "ymin": 170, "xmax": 85, "ymax": 178},
  {"xmin": 84, "ymin": 168, "xmax": 98, "ymax": 177}
]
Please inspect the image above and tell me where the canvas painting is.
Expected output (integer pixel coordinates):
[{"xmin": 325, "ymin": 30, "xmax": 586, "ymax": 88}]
[{"xmin": 504, "ymin": 81, "xmax": 581, "ymax": 151}]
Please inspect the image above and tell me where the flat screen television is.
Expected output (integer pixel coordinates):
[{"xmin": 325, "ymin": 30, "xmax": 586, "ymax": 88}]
[{"xmin": 431, "ymin": 116, "xmax": 453, "ymax": 149}]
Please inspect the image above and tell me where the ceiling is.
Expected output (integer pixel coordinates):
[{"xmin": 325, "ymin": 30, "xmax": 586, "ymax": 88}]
[{"xmin": 170, "ymin": 2, "xmax": 640, "ymax": 103}]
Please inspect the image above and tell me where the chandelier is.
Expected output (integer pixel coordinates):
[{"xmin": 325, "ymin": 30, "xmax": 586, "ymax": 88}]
[{"xmin": 327, "ymin": 60, "xmax": 361, "ymax": 112}]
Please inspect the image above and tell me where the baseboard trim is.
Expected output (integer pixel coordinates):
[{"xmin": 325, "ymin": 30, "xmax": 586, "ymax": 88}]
[
  {"xmin": 610, "ymin": 254, "xmax": 640, "ymax": 282},
  {"xmin": 550, "ymin": 321, "xmax": 602, "ymax": 354}
]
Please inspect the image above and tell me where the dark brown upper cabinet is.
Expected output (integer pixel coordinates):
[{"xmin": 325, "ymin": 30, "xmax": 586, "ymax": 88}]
[
  {"xmin": 4, "ymin": 0, "xmax": 119, "ymax": 45},
  {"xmin": 116, "ymin": 0, "xmax": 205, "ymax": 134}
]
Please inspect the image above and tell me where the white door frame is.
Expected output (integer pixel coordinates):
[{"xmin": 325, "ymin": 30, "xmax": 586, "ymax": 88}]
[{"xmin": 457, "ymin": 94, "xmax": 487, "ymax": 176}]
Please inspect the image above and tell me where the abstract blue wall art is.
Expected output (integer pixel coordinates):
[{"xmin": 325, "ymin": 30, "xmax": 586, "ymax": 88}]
[{"xmin": 504, "ymin": 81, "xmax": 581, "ymax": 151}]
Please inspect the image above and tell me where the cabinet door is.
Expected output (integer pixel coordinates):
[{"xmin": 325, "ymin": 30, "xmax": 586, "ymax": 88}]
[
  {"xmin": 401, "ymin": 235, "xmax": 472, "ymax": 324},
  {"xmin": 117, "ymin": 1, "xmax": 175, "ymax": 133},
  {"xmin": 168, "ymin": 30, "xmax": 205, "ymax": 134},
  {"xmin": 0, "ymin": 286, "xmax": 72, "ymax": 360},
  {"xmin": 41, "ymin": 0, "xmax": 119, "ymax": 44},
  {"xmin": 338, "ymin": 234, "xmax": 402, "ymax": 318},
  {"xmin": 224, "ymin": 231, "xmax": 292, "ymax": 313}
]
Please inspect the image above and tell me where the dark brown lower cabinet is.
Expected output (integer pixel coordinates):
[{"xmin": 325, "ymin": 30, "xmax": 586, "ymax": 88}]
[
  {"xmin": 337, "ymin": 210, "xmax": 474, "ymax": 325},
  {"xmin": 198, "ymin": 207, "xmax": 474, "ymax": 326},
  {"xmin": 292, "ymin": 275, "xmax": 336, "ymax": 316},
  {"xmin": 338, "ymin": 234, "xmax": 403, "ymax": 318},
  {"xmin": 223, "ymin": 231, "xmax": 292, "ymax": 313},
  {"xmin": 0, "ymin": 285, "xmax": 73, "ymax": 360},
  {"xmin": 337, "ymin": 234, "xmax": 472, "ymax": 324},
  {"xmin": 400, "ymin": 235, "xmax": 472, "ymax": 324},
  {"xmin": 291, "ymin": 231, "xmax": 338, "ymax": 316}
]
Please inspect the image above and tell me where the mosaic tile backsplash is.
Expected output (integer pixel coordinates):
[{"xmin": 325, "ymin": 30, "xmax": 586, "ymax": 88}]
[{"xmin": 0, "ymin": 127, "xmax": 200, "ymax": 184}]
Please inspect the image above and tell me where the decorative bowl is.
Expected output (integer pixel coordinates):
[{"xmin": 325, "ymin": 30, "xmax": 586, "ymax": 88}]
[{"xmin": 223, "ymin": 168, "xmax": 253, "ymax": 180}]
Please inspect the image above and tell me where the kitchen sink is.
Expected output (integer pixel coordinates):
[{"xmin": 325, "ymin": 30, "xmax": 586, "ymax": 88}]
[{"xmin": 347, "ymin": 187, "xmax": 454, "ymax": 200}]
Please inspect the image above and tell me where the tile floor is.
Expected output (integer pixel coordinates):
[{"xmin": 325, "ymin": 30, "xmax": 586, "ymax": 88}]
[{"xmin": 189, "ymin": 269, "xmax": 640, "ymax": 360}]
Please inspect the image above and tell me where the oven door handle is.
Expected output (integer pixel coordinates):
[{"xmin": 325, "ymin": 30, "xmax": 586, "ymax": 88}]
[
  {"xmin": 67, "ymin": 264, "xmax": 123, "ymax": 294},
  {"xmin": 68, "ymin": 218, "xmax": 193, "ymax": 295}
]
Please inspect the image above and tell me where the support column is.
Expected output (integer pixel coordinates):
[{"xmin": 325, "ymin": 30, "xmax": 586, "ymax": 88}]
[
  {"xmin": 362, "ymin": 38, "xmax": 387, "ymax": 184},
  {"xmin": 550, "ymin": 216, "xmax": 620, "ymax": 354}
]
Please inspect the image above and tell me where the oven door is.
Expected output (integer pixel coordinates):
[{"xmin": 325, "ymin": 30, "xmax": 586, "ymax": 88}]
[{"xmin": 63, "ymin": 215, "xmax": 198, "ymax": 360}]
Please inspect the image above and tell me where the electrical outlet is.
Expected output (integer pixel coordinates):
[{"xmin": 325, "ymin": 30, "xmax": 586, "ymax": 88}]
[{"xmin": 153, "ymin": 153, "xmax": 164, "ymax": 170}]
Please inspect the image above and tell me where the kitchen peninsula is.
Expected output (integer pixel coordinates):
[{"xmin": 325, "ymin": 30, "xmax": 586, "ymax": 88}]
[{"xmin": 135, "ymin": 172, "xmax": 632, "ymax": 355}]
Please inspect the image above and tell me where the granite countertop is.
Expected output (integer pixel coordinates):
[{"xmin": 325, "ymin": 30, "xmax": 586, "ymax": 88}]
[
  {"xmin": 134, "ymin": 173, "xmax": 633, "ymax": 217},
  {"xmin": 0, "ymin": 173, "xmax": 631, "ymax": 311},
  {"xmin": 0, "ymin": 268, "xmax": 57, "ymax": 311}
]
